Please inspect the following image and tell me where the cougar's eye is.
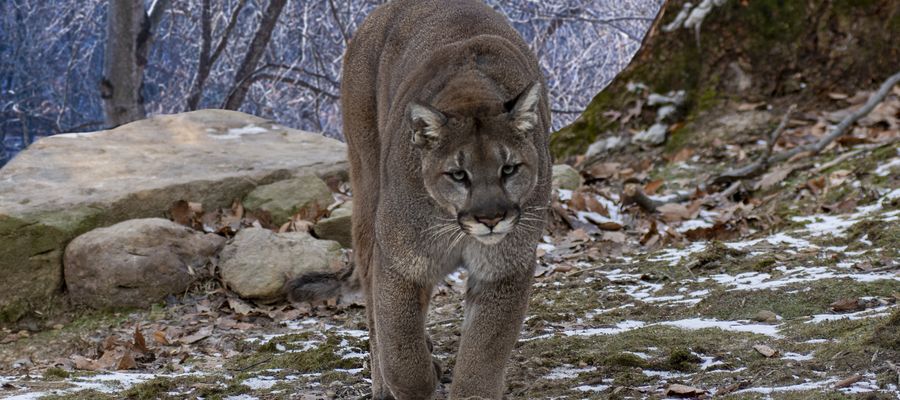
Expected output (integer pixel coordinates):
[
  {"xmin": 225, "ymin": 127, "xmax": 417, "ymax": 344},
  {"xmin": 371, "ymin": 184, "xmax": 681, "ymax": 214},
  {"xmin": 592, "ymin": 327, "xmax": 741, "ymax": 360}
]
[
  {"xmin": 448, "ymin": 170, "xmax": 468, "ymax": 182},
  {"xmin": 501, "ymin": 164, "xmax": 519, "ymax": 177}
]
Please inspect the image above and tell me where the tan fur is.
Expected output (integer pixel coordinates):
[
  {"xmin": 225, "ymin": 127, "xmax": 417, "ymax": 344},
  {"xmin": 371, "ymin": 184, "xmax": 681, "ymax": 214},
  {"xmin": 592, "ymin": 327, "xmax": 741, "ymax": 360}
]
[{"xmin": 341, "ymin": 0, "xmax": 551, "ymax": 398}]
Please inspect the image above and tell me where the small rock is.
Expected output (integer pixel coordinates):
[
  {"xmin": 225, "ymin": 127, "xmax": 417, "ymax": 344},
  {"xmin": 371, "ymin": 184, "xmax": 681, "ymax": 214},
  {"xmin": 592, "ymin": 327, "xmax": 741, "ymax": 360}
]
[
  {"xmin": 585, "ymin": 136, "xmax": 626, "ymax": 158},
  {"xmin": 243, "ymin": 175, "xmax": 334, "ymax": 224},
  {"xmin": 753, "ymin": 310, "xmax": 778, "ymax": 323},
  {"xmin": 753, "ymin": 344, "xmax": 778, "ymax": 358},
  {"xmin": 64, "ymin": 219, "xmax": 225, "ymax": 309},
  {"xmin": 219, "ymin": 228, "xmax": 342, "ymax": 300},
  {"xmin": 551, "ymin": 164, "xmax": 582, "ymax": 191},
  {"xmin": 830, "ymin": 298, "xmax": 864, "ymax": 313},
  {"xmin": 633, "ymin": 123, "xmax": 668, "ymax": 145},
  {"xmin": 314, "ymin": 202, "xmax": 353, "ymax": 248}
]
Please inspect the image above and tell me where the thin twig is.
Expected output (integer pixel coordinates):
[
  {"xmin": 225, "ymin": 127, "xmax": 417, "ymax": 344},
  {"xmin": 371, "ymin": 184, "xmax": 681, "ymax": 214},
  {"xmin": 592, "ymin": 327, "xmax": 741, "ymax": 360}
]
[{"xmin": 713, "ymin": 104, "xmax": 796, "ymax": 184}]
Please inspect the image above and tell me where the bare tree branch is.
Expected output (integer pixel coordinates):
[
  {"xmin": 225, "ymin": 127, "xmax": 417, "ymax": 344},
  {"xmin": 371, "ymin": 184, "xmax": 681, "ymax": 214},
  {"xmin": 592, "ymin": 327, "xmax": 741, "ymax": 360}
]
[{"xmin": 223, "ymin": 0, "xmax": 289, "ymax": 111}]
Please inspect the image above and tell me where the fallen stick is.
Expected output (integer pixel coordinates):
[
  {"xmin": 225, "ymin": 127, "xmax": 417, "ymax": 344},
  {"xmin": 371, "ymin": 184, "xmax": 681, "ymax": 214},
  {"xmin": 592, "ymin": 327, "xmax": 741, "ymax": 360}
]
[{"xmin": 713, "ymin": 104, "xmax": 795, "ymax": 184}]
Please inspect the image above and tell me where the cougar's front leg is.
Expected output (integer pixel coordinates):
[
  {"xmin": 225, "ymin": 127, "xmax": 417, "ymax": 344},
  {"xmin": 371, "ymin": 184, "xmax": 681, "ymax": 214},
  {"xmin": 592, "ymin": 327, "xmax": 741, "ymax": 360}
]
[
  {"xmin": 373, "ymin": 257, "xmax": 439, "ymax": 400},
  {"xmin": 449, "ymin": 271, "xmax": 532, "ymax": 399}
]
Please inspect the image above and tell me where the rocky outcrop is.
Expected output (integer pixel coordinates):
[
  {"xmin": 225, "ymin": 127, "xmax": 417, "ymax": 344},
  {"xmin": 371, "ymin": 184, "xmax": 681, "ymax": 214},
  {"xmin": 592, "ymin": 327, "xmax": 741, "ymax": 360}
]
[
  {"xmin": 0, "ymin": 110, "xmax": 347, "ymax": 323},
  {"xmin": 218, "ymin": 228, "xmax": 343, "ymax": 301},
  {"xmin": 64, "ymin": 219, "xmax": 225, "ymax": 309}
]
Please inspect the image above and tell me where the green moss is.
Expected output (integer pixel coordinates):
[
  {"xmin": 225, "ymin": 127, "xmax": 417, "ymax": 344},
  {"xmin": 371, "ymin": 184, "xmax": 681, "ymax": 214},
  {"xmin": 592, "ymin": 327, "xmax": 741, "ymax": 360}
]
[
  {"xmin": 603, "ymin": 352, "xmax": 650, "ymax": 370},
  {"xmin": 871, "ymin": 308, "xmax": 900, "ymax": 351},
  {"xmin": 665, "ymin": 347, "xmax": 702, "ymax": 372},
  {"xmin": 121, "ymin": 377, "xmax": 179, "ymax": 400},
  {"xmin": 227, "ymin": 333, "xmax": 362, "ymax": 373},
  {"xmin": 694, "ymin": 279, "xmax": 900, "ymax": 321},
  {"xmin": 42, "ymin": 367, "xmax": 71, "ymax": 380},
  {"xmin": 38, "ymin": 390, "xmax": 115, "ymax": 400}
]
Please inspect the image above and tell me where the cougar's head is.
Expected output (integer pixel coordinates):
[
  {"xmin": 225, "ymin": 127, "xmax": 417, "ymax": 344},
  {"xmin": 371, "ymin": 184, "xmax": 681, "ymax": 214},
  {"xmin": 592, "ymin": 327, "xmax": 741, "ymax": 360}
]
[{"xmin": 408, "ymin": 82, "xmax": 543, "ymax": 245}]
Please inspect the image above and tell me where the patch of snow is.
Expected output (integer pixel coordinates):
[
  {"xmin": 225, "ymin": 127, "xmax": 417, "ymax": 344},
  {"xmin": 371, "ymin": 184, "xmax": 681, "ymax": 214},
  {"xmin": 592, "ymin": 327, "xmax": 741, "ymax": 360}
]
[
  {"xmin": 807, "ymin": 305, "xmax": 897, "ymax": 323},
  {"xmin": 52, "ymin": 131, "xmax": 99, "ymax": 139},
  {"xmin": 676, "ymin": 219, "xmax": 714, "ymax": 233},
  {"xmin": 574, "ymin": 384, "xmax": 610, "ymax": 392},
  {"xmin": 557, "ymin": 189, "xmax": 573, "ymax": 201},
  {"xmin": 625, "ymin": 351, "xmax": 652, "ymax": 360},
  {"xmin": 242, "ymin": 376, "xmax": 278, "ymax": 390},
  {"xmin": 649, "ymin": 242, "xmax": 707, "ymax": 265},
  {"xmin": 335, "ymin": 368, "xmax": 365, "ymax": 375},
  {"xmin": 734, "ymin": 378, "xmax": 839, "ymax": 395},
  {"xmin": 874, "ymin": 151, "xmax": 900, "ymax": 176},
  {"xmin": 563, "ymin": 320, "xmax": 647, "ymax": 336},
  {"xmin": 544, "ymin": 365, "xmax": 596, "ymax": 380},
  {"xmin": 642, "ymin": 369, "xmax": 691, "ymax": 379},
  {"xmin": 210, "ymin": 124, "xmax": 269, "ymax": 140},
  {"xmin": 659, "ymin": 318, "xmax": 781, "ymax": 338},
  {"xmin": 712, "ymin": 267, "xmax": 899, "ymax": 291},
  {"xmin": 537, "ymin": 243, "xmax": 556, "ymax": 253},
  {"xmin": 782, "ymin": 352, "xmax": 814, "ymax": 361}
]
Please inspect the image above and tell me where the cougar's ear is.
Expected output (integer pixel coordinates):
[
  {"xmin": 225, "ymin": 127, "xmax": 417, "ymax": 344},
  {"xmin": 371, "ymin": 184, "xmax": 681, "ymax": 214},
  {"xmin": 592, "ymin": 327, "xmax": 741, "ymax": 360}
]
[
  {"xmin": 408, "ymin": 103, "xmax": 447, "ymax": 148},
  {"xmin": 505, "ymin": 82, "xmax": 542, "ymax": 134}
]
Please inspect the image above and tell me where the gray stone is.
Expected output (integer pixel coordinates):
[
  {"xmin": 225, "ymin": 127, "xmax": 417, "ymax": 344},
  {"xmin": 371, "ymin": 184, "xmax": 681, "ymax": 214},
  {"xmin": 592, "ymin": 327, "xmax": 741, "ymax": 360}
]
[
  {"xmin": 753, "ymin": 310, "xmax": 778, "ymax": 323},
  {"xmin": 243, "ymin": 175, "xmax": 334, "ymax": 224},
  {"xmin": 633, "ymin": 123, "xmax": 669, "ymax": 145},
  {"xmin": 63, "ymin": 219, "xmax": 225, "ymax": 309},
  {"xmin": 219, "ymin": 228, "xmax": 342, "ymax": 301},
  {"xmin": 0, "ymin": 110, "xmax": 347, "ymax": 322},
  {"xmin": 551, "ymin": 164, "xmax": 582, "ymax": 191},
  {"xmin": 314, "ymin": 202, "xmax": 353, "ymax": 248}
]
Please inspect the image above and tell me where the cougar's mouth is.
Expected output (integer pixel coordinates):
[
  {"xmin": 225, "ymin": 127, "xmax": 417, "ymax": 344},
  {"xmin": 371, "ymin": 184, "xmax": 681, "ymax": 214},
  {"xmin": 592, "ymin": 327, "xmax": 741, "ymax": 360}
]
[{"xmin": 457, "ymin": 210, "xmax": 520, "ymax": 245}]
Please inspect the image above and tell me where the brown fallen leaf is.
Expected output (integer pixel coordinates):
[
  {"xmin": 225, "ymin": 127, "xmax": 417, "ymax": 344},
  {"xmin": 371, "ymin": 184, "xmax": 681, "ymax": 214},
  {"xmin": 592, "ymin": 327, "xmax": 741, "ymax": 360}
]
[
  {"xmin": 644, "ymin": 179, "xmax": 664, "ymax": 195},
  {"xmin": 116, "ymin": 348, "xmax": 137, "ymax": 370},
  {"xmin": 133, "ymin": 326, "xmax": 149, "ymax": 354},
  {"xmin": 657, "ymin": 203, "xmax": 692, "ymax": 223},
  {"xmin": 72, "ymin": 355, "xmax": 101, "ymax": 371},
  {"xmin": 755, "ymin": 165, "xmax": 796, "ymax": 191},
  {"xmin": 152, "ymin": 330, "xmax": 170, "ymax": 346},
  {"xmin": 179, "ymin": 327, "xmax": 213, "ymax": 344},
  {"xmin": 228, "ymin": 297, "xmax": 255, "ymax": 316},
  {"xmin": 596, "ymin": 221, "xmax": 623, "ymax": 231},
  {"xmin": 588, "ymin": 162, "xmax": 621, "ymax": 180},
  {"xmin": 665, "ymin": 383, "xmax": 706, "ymax": 397},
  {"xmin": 753, "ymin": 344, "xmax": 778, "ymax": 358},
  {"xmin": 601, "ymin": 231, "xmax": 627, "ymax": 244},
  {"xmin": 669, "ymin": 147, "xmax": 694, "ymax": 164},
  {"xmin": 834, "ymin": 374, "xmax": 862, "ymax": 389},
  {"xmin": 169, "ymin": 200, "xmax": 194, "ymax": 227}
]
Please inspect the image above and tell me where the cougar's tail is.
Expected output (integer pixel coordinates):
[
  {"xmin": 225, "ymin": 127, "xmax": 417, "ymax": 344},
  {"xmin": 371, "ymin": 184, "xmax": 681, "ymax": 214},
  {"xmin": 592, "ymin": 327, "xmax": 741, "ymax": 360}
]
[{"xmin": 284, "ymin": 266, "xmax": 357, "ymax": 303}]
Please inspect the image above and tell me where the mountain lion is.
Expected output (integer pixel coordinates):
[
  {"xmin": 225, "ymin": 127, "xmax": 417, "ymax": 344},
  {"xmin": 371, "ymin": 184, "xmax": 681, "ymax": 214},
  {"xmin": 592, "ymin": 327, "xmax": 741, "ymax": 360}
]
[{"xmin": 288, "ymin": 0, "xmax": 550, "ymax": 398}]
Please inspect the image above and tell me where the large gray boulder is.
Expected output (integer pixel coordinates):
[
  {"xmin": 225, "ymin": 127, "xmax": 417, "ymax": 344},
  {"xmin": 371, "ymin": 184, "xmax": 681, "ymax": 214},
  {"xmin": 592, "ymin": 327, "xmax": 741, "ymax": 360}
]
[
  {"xmin": 219, "ymin": 228, "xmax": 342, "ymax": 301},
  {"xmin": 0, "ymin": 110, "xmax": 347, "ymax": 323},
  {"xmin": 243, "ymin": 175, "xmax": 334, "ymax": 224},
  {"xmin": 64, "ymin": 219, "xmax": 225, "ymax": 309}
]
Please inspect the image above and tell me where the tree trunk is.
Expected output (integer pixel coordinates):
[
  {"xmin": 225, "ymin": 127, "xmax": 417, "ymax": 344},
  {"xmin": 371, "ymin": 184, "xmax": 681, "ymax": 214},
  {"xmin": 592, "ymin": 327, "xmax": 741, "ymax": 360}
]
[
  {"xmin": 101, "ymin": 1, "xmax": 148, "ymax": 128},
  {"xmin": 222, "ymin": 0, "xmax": 288, "ymax": 111}
]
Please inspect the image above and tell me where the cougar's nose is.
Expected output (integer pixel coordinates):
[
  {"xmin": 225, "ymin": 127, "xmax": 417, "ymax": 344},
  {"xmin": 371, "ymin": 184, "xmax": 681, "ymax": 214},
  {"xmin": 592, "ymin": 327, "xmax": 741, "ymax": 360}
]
[{"xmin": 475, "ymin": 212, "xmax": 506, "ymax": 228}]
